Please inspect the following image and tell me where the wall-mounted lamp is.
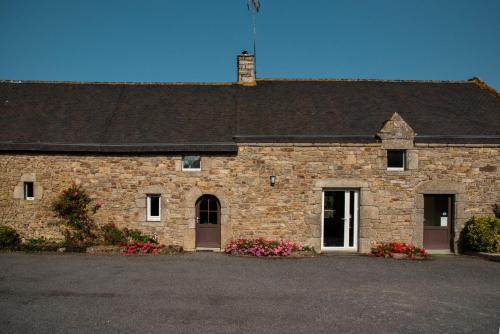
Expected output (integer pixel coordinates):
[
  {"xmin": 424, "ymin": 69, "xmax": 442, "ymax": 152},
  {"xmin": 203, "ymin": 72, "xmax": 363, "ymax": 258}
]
[{"xmin": 269, "ymin": 175, "xmax": 276, "ymax": 187}]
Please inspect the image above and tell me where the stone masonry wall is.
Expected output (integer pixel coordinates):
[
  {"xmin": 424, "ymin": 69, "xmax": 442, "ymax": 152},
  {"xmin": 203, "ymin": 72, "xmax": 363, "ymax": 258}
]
[{"xmin": 0, "ymin": 144, "xmax": 498, "ymax": 252}]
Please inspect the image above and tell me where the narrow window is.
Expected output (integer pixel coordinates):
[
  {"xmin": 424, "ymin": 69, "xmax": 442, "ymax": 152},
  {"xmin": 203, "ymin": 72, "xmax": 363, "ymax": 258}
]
[
  {"xmin": 24, "ymin": 182, "xmax": 34, "ymax": 200},
  {"xmin": 182, "ymin": 155, "xmax": 201, "ymax": 171},
  {"xmin": 147, "ymin": 194, "xmax": 161, "ymax": 221},
  {"xmin": 387, "ymin": 150, "xmax": 406, "ymax": 171}
]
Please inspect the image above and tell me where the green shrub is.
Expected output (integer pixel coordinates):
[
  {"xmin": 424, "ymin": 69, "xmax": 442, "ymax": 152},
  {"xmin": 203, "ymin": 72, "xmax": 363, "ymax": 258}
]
[
  {"xmin": 51, "ymin": 183, "xmax": 102, "ymax": 244},
  {"xmin": 124, "ymin": 229, "xmax": 156, "ymax": 243},
  {"xmin": 0, "ymin": 225, "xmax": 20, "ymax": 249},
  {"xmin": 463, "ymin": 216, "xmax": 500, "ymax": 253},
  {"xmin": 22, "ymin": 237, "xmax": 61, "ymax": 252},
  {"xmin": 101, "ymin": 223, "xmax": 126, "ymax": 245}
]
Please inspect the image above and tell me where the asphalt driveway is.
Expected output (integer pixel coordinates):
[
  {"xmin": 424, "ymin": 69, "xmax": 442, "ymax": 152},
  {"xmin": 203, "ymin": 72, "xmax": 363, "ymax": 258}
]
[{"xmin": 0, "ymin": 252, "xmax": 499, "ymax": 334}]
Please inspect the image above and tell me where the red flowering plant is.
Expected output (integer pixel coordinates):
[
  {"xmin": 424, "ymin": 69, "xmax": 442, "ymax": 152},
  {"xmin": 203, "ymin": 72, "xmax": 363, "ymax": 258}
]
[
  {"xmin": 224, "ymin": 237, "xmax": 303, "ymax": 257},
  {"xmin": 121, "ymin": 240, "xmax": 163, "ymax": 255},
  {"xmin": 369, "ymin": 242, "xmax": 429, "ymax": 259}
]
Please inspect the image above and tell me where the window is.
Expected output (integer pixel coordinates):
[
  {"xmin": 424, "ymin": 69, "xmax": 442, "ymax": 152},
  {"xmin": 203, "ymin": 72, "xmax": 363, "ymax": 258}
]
[
  {"xmin": 146, "ymin": 194, "xmax": 161, "ymax": 221},
  {"xmin": 182, "ymin": 155, "xmax": 201, "ymax": 171},
  {"xmin": 24, "ymin": 182, "xmax": 34, "ymax": 200},
  {"xmin": 387, "ymin": 150, "xmax": 406, "ymax": 171}
]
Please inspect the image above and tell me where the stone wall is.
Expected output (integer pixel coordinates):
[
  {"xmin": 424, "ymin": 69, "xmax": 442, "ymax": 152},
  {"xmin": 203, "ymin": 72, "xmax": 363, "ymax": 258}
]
[{"xmin": 0, "ymin": 144, "xmax": 498, "ymax": 252}]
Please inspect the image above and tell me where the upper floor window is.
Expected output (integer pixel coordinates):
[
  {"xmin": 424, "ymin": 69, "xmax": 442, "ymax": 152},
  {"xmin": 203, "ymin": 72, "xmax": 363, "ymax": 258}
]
[
  {"xmin": 147, "ymin": 194, "xmax": 161, "ymax": 221},
  {"xmin": 387, "ymin": 150, "xmax": 406, "ymax": 171},
  {"xmin": 24, "ymin": 182, "xmax": 34, "ymax": 200},
  {"xmin": 182, "ymin": 155, "xmax": 201, "ymax": 171}
]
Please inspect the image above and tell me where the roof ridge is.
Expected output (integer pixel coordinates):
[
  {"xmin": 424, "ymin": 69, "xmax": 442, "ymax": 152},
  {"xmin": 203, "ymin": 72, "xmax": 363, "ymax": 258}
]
[
  {"xmin": 257, "ymin": 78, "xmax": 472, "ymax": 84},
  {"xmin": 0, "ymin": 79, "xmax": 235, "ymax": 86},
  {"xmin": 0, "ymin": 78, "xmax": 478, "ymax": 86}
]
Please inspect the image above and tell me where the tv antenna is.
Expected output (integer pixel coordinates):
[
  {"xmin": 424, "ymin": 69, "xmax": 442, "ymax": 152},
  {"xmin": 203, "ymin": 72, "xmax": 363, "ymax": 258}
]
[{"xmin": 247, "ymin": 0, "xmax": 261, "ymax": 74}]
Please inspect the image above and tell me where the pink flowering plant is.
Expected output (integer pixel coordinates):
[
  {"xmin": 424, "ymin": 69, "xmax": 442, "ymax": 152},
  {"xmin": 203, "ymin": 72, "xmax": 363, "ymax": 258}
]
[
  {"xmin": 369, "ymin": 242, "xmax": 428, "ymax": 259},
  {"xmin": 51, "ymin": 183, "xmax": 102, "ymax": 243},
  {"xmin": 224, "ymin": 237, "xmax": 303, "ymax": 257}
]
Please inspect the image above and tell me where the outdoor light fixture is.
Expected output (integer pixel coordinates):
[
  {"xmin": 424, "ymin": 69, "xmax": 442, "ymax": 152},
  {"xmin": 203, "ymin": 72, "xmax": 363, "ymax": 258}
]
[{"xmin": 269, "ymin": 175, "xmax": 276, "ymax": 187}]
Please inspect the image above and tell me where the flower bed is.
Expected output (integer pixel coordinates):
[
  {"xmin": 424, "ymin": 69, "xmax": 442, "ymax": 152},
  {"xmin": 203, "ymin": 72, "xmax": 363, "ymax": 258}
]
[
  {"xmin": 119, "ymin": 241, "xmax": 163, "ymax": 255},
  {"xmin": 369, "ymin": 242, "xmax": 429, "ymax": 259},
  {"xmin": 224, "ymin": 238, "xmax": 303, "ymax": 257}
]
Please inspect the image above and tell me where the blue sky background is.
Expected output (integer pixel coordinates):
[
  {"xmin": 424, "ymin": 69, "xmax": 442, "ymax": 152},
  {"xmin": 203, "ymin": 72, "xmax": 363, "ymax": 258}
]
[{"xmin": 1, "ymin": 0, "xmax": 499, "ymax": 89}]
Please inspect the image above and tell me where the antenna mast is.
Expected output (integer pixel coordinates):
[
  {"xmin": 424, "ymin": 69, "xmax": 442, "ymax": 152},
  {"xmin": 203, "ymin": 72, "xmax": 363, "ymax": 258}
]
[{"xmin": 247, "ymin": 0, "xmax": 260, "ymax": 76}]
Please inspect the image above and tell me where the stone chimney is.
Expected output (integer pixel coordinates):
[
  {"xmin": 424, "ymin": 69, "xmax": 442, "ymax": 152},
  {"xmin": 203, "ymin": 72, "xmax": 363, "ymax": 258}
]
[{"xmin": 237, "ymin": 51, "xmax": 256, "ymax": 85}]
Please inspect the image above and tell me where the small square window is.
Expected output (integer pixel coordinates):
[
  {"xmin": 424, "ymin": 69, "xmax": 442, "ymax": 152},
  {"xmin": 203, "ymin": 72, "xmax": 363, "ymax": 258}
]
[
  {"xmin": 24, "ymin": 182, "xmax": 34, "ymax": 200},
  {"xmin": 387, "ymin": 150, "xmax": 406, "ymax": 171},
  {"xmin": 182, "ymin": 155, "xmax": 201, "ymax": 171},
  {"xmin": 147, "ymin": 194, "xmax": 161, "ymax": 221}
]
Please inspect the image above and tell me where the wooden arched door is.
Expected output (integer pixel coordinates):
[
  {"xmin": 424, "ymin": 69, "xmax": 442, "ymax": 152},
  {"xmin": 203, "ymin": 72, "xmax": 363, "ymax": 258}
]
[{"xmin": 195, "ymin": 195, "xmax": 221, "ymax": 248}]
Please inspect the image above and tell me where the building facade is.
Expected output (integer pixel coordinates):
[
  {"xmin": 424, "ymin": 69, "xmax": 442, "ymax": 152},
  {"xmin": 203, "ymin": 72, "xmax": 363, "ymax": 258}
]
[{"xmin": 1, "ymin": 54, "xmax": 499, "ymax": 253}]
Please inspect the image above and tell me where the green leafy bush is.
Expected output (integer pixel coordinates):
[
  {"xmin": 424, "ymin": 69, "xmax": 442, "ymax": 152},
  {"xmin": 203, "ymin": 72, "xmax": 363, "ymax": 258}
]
[
  {"xmin": 124, "ymin": 229, "xmax": 156, "ymax": 243},
  {"xmin": 0, "ymin": 225, "xmax": 20, "ymax": 249},
  {"xmin": 101, "ymin": 223, "xmax": 126, "ymax": 245},
  {"xmin": 22, "ymin": 237, "xmax": 61, "ymax": 252},
  {"xmin": 463, "ymin": 216, "xmax": 500, "ymax": 253},
  {"xmin": 51, "ymin": 183, "xmax": 102, "ymax": 244},
  {"xmin": 100, "ymin": 224, "xmax": 154, "ymax": 245}
]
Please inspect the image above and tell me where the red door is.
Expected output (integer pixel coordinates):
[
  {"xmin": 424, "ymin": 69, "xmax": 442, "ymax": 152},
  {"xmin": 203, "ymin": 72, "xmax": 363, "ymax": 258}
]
[
  {"xmin": 195, "ymin": 195, "xmax": 221, "ymax": 248},
  {"xmin": 423, "ymin": 195, "xmax": 453, "ymax": 250}
]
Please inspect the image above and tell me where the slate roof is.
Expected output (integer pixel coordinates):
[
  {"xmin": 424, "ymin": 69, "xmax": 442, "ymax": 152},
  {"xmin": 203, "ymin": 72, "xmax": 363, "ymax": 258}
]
[{"xmin": 0, "ymin": 78, "xmax": 498, "ymax": 153}]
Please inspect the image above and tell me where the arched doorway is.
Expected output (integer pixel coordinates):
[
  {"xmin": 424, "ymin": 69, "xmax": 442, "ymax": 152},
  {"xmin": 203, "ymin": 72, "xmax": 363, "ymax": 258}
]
[{"xmin": 195, "ymin": 195, "xmax": 221, "ymax": 248}]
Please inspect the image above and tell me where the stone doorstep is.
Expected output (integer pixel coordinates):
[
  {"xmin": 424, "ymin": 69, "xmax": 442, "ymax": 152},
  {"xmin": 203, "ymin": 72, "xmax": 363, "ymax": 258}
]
[
  {"xmin": 320, "ymin": 251, "xmax": 361, "ymax": 256},
  {"xmin": 195, "ymin": 247, "xmax": 222, "ymax": 252},
  {"xmin": 427, "ymin": 249, "xmax": 455, "ymax": 255}
]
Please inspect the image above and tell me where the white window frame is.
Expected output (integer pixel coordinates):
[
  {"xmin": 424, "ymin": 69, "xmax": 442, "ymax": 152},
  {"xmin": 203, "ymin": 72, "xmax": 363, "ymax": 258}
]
[
  {"xmin": 387, "ymin": 150, "xmax": 406, "ymax": 171},
  {"xmin": 181, "ymin": 155, "xmax": 201, "ymax": 171},
  {"xmin": 321, "ymin": 189, "xmax": 359, "ymax": 252},
  {"xmin": 146, "ymin": 194, "xmax": 161, "ymax": 221},
  {"xmin": 24, "ymin": 182, "xmax": 34, "ymax": 200}
]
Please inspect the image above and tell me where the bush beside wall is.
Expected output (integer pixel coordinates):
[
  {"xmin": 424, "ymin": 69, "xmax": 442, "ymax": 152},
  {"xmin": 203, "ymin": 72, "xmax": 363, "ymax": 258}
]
[{"xmin": 462, "ymin": 216, "xmax": 500, "ymax": 253}]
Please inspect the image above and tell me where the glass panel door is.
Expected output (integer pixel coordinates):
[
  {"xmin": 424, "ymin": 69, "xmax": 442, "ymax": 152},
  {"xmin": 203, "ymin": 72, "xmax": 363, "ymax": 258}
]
[{"xmin": 322, "ymin": 190, "xmax": 358, "ymax": 250}]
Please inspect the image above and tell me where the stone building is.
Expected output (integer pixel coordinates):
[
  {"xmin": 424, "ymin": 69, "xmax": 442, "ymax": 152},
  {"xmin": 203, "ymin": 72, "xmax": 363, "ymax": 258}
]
[{"xmin": 0, "ymin": 53, "xmax": 499, "ymax": 253}]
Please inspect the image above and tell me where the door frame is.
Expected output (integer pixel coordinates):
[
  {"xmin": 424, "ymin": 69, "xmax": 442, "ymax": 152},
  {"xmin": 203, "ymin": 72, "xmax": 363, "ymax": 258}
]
[
  {"xmin": 423, "ymin": 194, "xmax": 455, "ymax": 252},
  {"xmin": 195, "ymin": 195, "xmax": 222, "ymax": 249},
  {"xmin": 321, "ymin": 189, "xmax": 359, "ymax": 252}
]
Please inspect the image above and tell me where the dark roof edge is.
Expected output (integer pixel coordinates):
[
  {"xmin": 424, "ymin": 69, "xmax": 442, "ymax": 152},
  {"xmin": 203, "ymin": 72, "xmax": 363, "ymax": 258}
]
[
  {"xmin": 233, "ymin": 135, "xmax": 375, "ymax": 143},
  {"xmin": 234, "ymin": 134, "xmax": 500, "ymax": 144},
  {"xmin": 0, "ymin": 142, "xmax": 238, "ymax": 153},
  {"xmin": 415, "ymin": 135, "xmax": 500, "ymax": 144},
  {"xmin": 468, "ymin": 77, "xmax": 500, "ymax": 98}
]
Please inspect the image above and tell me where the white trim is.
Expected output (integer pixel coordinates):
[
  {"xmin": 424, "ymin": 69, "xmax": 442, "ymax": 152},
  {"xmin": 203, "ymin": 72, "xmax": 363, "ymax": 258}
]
[
  {"xmin": 321, "ymin": 191, "xmax": 325, "ymax": 249},
  {"xmin": 181, "ymin": 155, "xmax": 202, "ymax": 171},
  {"xmin": 387, "ymin": 167, "xmax": 405, "ymax": 171},
  {"xmin": 24, "ymin": 182, "xmax": 34, "ymax": 200},
  {"xmin": 387, "ymin": 150, "xmax": 406, "ymax": 171},
  {"xmin": 321, "ymin": 189, "xmax": 359, "ymax": 252},
  {"xmin": 146, "ymin": 194, "xmax": 161, "ymax": 221},
  {"xmin": 353, "ymin": 191, "xmax": 359, "ymax": 251}
]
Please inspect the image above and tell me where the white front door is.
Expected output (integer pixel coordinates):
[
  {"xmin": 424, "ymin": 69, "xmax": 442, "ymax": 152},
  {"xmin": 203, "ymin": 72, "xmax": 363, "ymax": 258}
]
[{"xmin": 321, "ymin": 190, "xmax": 359, "ymax": 251}]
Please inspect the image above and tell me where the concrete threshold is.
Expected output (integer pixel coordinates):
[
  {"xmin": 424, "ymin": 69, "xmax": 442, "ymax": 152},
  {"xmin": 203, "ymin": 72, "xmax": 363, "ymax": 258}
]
[
  {"xmin": 427, "ymin": 249, "xmax": 455, "ymax": 255},
  {"xmin": 321, "ymin": 251, "xmax": 361, "ymax": 256},
  {"xmin": 195, "ymin": 248, "xmax": 222, "ymax": 252}
]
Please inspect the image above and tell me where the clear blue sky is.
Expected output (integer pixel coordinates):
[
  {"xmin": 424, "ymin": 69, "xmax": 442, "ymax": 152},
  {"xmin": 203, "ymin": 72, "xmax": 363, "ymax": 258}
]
[{"xmin": 1, "ymin": 0, "xmax": 499, "ymax": 89}]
